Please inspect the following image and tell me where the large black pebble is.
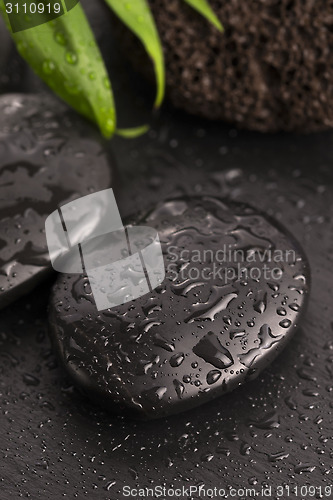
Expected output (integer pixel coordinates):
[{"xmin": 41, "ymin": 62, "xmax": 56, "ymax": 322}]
[
  {"xmin": 49, "ymin": 196, "xmax": 310, "ymax": 419},
  {"xmin": 0, "ymin": 94, "xmax": 115, "ymax": 309}
]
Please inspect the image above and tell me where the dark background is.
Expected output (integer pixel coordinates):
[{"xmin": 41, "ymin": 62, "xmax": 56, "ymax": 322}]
[{"xmin": 0, "ymin": 2, "xmax": 333, "ymax": 499}]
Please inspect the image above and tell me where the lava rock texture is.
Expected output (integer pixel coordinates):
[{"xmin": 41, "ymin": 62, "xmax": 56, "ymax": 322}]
[
  {"xmin": 49, "ymin": 196, "xmax": 310, "ymax": 419},
  {"xmin": 0, "ymin": 94, "xmax": 115, "ymax": 310},
  {"xmin": 117, "ymin": 0, "xmax": 333, "ymax": 132}
]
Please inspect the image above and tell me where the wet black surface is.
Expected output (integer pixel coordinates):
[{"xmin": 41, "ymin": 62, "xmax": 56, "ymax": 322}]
[
  {"xmin": 0, "ymin": 3, "xmax": 333, "ymax": 499},
  {"xmin": 49, "ymin": 196, "xmax": 310, "ymax": 420},
  {"xmin": 1, "ymin": 109, "xmax": 332, "ymax": 497}
]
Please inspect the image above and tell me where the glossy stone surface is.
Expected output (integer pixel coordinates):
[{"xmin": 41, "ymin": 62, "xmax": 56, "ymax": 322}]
[
  {"xmin": 0, "ymin": 94, "xmax": 115, "ymax": 309},
  {"xmin": 49, "ymin": 196, "xmax": 310, "ymax": 419}
]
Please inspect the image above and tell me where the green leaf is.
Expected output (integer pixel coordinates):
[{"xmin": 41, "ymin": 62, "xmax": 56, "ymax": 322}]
[
  {"xmin": 0, "ymin": 1, "xmax": 116, "ymax": 138},
  {"xmin": 183, "ymin": 0, "xmax": 224, "ymax": 32},
  {"xmin": 116, "ymin": 125, "xmax": 149, "ymax": 138},
  {"xmin": 104, "ymin": 0, "xmax": 165, "ymax": 108}
]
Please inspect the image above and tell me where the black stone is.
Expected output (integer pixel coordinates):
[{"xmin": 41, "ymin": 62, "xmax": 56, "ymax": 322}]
[
  {"xmin": 48, "ymin": 196, "xmax": 310, "ymax": 419},
  {"xmin": 0, "ymin": 94, "xmax": 115, "ymax": 310}
]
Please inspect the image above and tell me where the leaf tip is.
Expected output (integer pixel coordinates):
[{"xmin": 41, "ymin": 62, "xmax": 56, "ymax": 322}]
[
  {"xmin": 215, "ymin": 19, "xmax": 224, "ymax": 32},
  {"xmin": 116, "ymin": 124, "xmax": 149, "ymax": 139}
]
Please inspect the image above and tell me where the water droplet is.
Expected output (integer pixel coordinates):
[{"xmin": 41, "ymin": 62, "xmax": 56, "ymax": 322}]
[
  {"xmin": 249, "ymin": 411, "xmax": 280, "ymax": 429},
  {"xmin": 22, "ymin": 373, "xmax": 40, "ymax": 386},
  {"xmin": 103, "ymin": 77, "xmax": 111, "ymax": 89},
  {"xmin": 173, "ymin": 379, "xmax": 185, "ymax": 399},
  {"xmin": 55, "ymin": 31, "xmax": 66, "ymax": 46},
  {"xmin": 153, "ymin": 333, "xmax": 175, "ymax": 352},
  {"xmin": 193, "ymin": 332, "xmax": 233, "ymax": 369},
  {"xmin": 240, "ymin": 441, "xmax": 251, "ymax": 455},
  {"xmin": 42, "ymin": 59, "xmax": 56, "ymax": 75},
  {"xmin": 207, "ymin": 370, "xmax": 221, "ymax": 385},
  {"xmin": 223, "ymin": 315, "xmax": 232, "ymax": 325},
  {"xmin": 66, "ymin": 52, "xmax": 78, "ymax": 65},
  {"xmin": 294, "ymin": 463, "xmax": 316, "ymax": 474},
  {"xmin": 253, "ymin": 290, "xmax": 267, "ymax": 314},
  {"xmin": 185, "ymin": 285, "xmax": 237, "ymax": 323},
  {"xmin": 285, "ymin": 395, "xmax": 297, "ymax": 410},
  {"xmin": 201, "ymin": 452, "xmax": 214, "ymax": 462},
  {"xmin": 297, "ymin": 367, "xmax": 316, "ymax": 382},
  {"xmin": 230, "ymin": 329, "xmax": 246, "ymax": 339},
  {"xmin": 216, "ymin": 446, "xmax": 230, "ymax": 456},
  {"xmin": 141, "ymin": 386, "xmax": 167, "ymax": 402},
  {"xmin": 170, "ymin": 352, "xmax": 185, "ymax": 367},
  {"xmin": 64, "ymin": 81, "xmax": 81, "ymax": 95},
  {"xmin": 268, "ymin": 451, "xmax": 290, "ymax": 462},
  {"xmin": 136, "ymin": 359, "xmax": 154, "ymax": 375},
  {"xmin": 239, "ymin": 324, "xmax": 281, "ymax": 367},
  {"xmin": 105, "ymin": 117, "xmax": 114, "ymax": 134},
  {"xmin": 279, "ymin": 318, "xmax": 291, "ymax": 328}
]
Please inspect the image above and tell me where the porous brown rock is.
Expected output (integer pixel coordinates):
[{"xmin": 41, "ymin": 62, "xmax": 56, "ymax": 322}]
[{"xmin": 116, "ymin": 0, "xmax": 333, "ymax": 132}]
